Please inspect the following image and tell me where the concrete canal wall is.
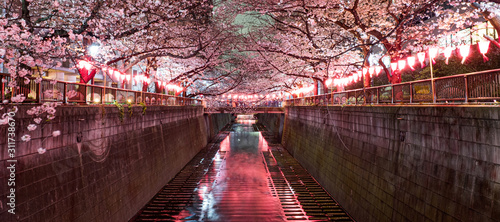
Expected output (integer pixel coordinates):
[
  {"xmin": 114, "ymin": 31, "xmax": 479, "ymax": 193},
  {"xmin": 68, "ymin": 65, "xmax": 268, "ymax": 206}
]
[
  {"xmin": 268, "ymin": 106, "xmax": 499, "ymax": 222},
  {"xmin": 0, "ymin": 105, "xmax": 231, "ymax": 222},
  {"xmin": 255, "ymin": 113, "xmax": 285, "ymax": 143}
]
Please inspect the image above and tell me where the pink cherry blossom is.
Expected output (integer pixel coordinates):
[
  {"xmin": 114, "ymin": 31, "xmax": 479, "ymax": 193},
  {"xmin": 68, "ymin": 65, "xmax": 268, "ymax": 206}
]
[
  {"xmin": 52, "ymin": 130, "xmax": 61, "ymax": 137},
  {"xmin": 27, "ymin": 124, "xmax": 37, "ymax": 131},
  {"xmin": 21, "ymin": 135, "xmax": 31, "ymax": 142},
  {"xmin": 34, "ymin": 117, "xmax": 42, "ymax": 124},
  {"xmin": 66, "ymin": 90, "xmax": 78, "ymax": 99},
  {"xmin": 37, "ymin": 147, "xmax": 47, "ymax": 154},
  {"xmin": 0, "ymin": 116, "xmax": 9, "ymax": 125},
  {"xmin": 26, "ymin": 107, "xmax": 38, "ymax": 115},
  {"xmin": 46, "ymin": 107, "xmax": 56, "ymax": 115},
  {"xmin": 11, "ymin": 94, "xmax": 26, "ymax": 103}
]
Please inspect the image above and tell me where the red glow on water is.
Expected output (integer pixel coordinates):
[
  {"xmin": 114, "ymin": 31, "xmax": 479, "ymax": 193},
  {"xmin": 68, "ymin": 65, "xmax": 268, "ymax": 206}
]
[
  {"xmin": 258, "ymin": 132, "xmax": 269, "ymax": 151},
  {"xmin": 237, "ymin": 120, "xmax": 255, "ymax": 125},
  {"xmin": 220, "ymin": 135, "xmax": 230, "ymax": 152}
]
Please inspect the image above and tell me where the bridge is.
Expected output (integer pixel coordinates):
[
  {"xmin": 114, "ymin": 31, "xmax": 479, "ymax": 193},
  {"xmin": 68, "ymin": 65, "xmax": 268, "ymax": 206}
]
[{"xmin": 205, "ymin": 107, "xmax": 284, "ymax": 114}]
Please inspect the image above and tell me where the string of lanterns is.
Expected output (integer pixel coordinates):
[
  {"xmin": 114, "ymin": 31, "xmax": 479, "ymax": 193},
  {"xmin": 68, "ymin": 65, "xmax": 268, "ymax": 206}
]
[
  {"xmin": 217, "ymin": 86, "xmax": 312, "ymax": 100},
  {"xmin": 77, "ymin": 60, "xmax": 184, "ymax": 93},
  {"xmin": 291, "ymin": 85, "xmax": 314, "ymax": 95},
  {"xmin": 326, "ymin": 40, "xmax": 491, "ymax": 87},
  {"xmin": 219, "ymin": 93, "xmax": 286, "ymax": 100}
]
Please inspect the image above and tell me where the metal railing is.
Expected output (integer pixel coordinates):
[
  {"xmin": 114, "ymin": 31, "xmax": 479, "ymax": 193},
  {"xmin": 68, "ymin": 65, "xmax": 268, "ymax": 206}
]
[
  {"xmin": 0, "ymin": 73, "xmax": 202, "ymax": 106},
  {"xmin": 285, "ymin": 69, "xmax": 500, "ymax": 106}
]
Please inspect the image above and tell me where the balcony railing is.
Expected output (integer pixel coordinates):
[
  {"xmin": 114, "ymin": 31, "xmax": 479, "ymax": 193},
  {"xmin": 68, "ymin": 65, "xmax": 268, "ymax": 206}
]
[
  {"xmin": 285, "ymin": 69, "xmax": 500, "ymax": 106},
  {"xmin": 0, "ymin": 73, "xmax": 202, "ymax": 106}
]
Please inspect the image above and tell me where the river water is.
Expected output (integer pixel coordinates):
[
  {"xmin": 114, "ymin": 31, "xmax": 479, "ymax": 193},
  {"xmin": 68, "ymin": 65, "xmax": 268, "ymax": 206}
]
[{"xmin": 176, "ymin": 114, "xmax": 285, "ymax": 221}]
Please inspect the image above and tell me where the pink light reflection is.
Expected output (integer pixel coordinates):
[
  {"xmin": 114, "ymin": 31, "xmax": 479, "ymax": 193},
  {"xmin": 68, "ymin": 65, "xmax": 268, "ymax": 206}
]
[
  {"xmin": 258, "ymin": 132, "xmax": 269, "ymax": 152},
  {"xmin": 220, "ymin": 135, "xmax": 231, "ymax": 152}
]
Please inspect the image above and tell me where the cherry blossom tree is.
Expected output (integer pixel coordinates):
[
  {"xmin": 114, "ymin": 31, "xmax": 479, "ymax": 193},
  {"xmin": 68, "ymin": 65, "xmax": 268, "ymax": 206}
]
[
  {"xmin": 229, "ymin": 0, "xmax": 500, "ymax": 88},
  {"xmin": 0, "ymin": 0, "xmax": 237, "ymax": 152},
  {"xmin": 226, "ymin": 0, "xmax": 364, "ymax": 93},
  {"xmin": 2, "ymin": 0, "xmax": 500, "ymax": 124}
]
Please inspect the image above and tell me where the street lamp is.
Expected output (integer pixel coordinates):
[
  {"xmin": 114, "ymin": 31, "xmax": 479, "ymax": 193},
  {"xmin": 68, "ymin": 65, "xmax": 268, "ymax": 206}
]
[{"xmin": 89, "ymin": 45, "xmax": 99, "ymax": 57}]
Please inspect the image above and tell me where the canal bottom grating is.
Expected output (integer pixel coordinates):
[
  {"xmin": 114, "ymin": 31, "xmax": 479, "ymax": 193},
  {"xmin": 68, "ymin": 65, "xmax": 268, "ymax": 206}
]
[{"xmin": 131, "ymin": 123, "xmax": 353, "ymax": 221}]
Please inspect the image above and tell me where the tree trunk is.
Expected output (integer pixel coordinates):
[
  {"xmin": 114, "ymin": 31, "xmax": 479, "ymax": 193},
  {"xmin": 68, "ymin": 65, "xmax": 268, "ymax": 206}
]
[
  {"xmin": 379, "ymin": 57, "xmax": 399, "ymax": 84},
  {"xmin": 314, "ymin": 80, "xmax": 318, "ymax": 95},
  {"xmin": 364, "ymin": 71, "xmax": 371, "ymax": 88},
  {"xmin": 472, "ymin": 2, "xmax": 500, "ymax": 37},
  {"xmin": 319, "ymin": 79, "xmax": 327, "ymax": 94}
]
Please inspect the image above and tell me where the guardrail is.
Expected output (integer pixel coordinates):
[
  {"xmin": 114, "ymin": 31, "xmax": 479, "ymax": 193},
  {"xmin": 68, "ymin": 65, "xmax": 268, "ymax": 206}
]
[
  {"xmin": 285, "ymin": 69, "xmax": 500, "ymax": 106},
  {"xmin": 205, "ymin": 106, "xmax": 285, "ymax": 113},
  {"xmin": 0, "ymin": 73, "xmax": 202, "ymax": 106}
]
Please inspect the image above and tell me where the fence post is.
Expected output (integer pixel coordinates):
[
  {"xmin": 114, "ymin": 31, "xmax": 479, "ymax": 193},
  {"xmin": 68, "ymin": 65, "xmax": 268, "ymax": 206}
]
[
  {"xmin": 409, "ymin": 83, "xmax": 413, "ymax": 103},
  {"xmin": 377, "ymin": 88, "xmax": 379, "ymax": 104},
  {"xmin": 391, "ymin": 86, "xmax": 394, "ymax": 104},
  {"xmin": 90, "ymin": 86, "xmax": 95, "ymax": 104},
  {"xmin": 355, "ymin": 91, "xmax": 358, "ymax": 105},
  {"xmin": 432, "ymin": 79, "xmax": 437, "ymax": 103},
  {"xmin": 63, "ymin": 83, "xmax": 68, "ymax": 104},
  {"xmin": 84, "ymin": 86, "xmax": 88, "ymax": 104},
  {"xmin": 101, "ymin": 87, "xmax": 104, "ymax": 104},
  {"xmin": 102, "ymin": 86, "xmax": 106, "ymax": 104},
  {"xmin": 1, "ymin": 75, "xmax": 4, "ymax": 102},
  {"xmin": 37, "ymin": 81, "xmax": 42, "ymax": 103},
  {"xmin": 464, "ymin": 75, "xmax": 469, "ymax": 103}
]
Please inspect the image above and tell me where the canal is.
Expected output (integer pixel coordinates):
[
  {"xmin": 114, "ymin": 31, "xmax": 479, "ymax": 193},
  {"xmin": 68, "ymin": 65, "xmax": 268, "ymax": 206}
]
[{"xmin": 131, "ymin": 115, "xmax": 352, "ymax": 221}]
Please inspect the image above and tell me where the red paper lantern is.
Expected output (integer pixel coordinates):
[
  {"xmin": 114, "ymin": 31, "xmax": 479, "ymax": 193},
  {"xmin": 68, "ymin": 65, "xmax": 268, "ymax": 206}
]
[
  {"xmin": 459, "ymin": 45, "xmax": 470, "ymax": 64},
  {"xmin": 398, "ymin": 60, "xmax": 406, "ymax": 71},
  {"xmin": 368, "ymin": 67, "xmax": 375, "ymax": 77},
  {"xmin": 77, "ymin": 60, "xmax": 96, "ymax": 83},
  {"xmin": 429, "ymin": 47, "xmax": 439, "ymax": 64},
  {"xmin": 407, "ymin": 56, "xmax": 416, "ymax": 70},
  {"xmin": 443, "ymin": 47, "xmax": 453, "ymax": 64},
  {"xmin": 391, "ymin": 62, "xmax": 398, "ymax": 72},
  {"xmin": 325, "ymin": 79, "xmax": 333, "ymax": 86},
  {"xmin": 114, "ymin": 73, "xmax": 120, "ymax": 80},
  {"xmin": 417, "ymin": 52, "xmax": 426, "ymax": 68},
  {"xmin": 375, "ymin": 66, "xmax": 382, "ymax": 75},
  {"xmin": 78, "ymin": 60, "xmax": 92, "ymax": 70},
  {"xmin": 478, "ymin": 41, "xmax": 490, "ymax": 61}
]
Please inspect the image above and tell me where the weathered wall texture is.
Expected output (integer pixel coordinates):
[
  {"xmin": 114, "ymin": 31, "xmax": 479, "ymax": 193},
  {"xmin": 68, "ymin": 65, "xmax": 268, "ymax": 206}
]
[
  {"xmin": 281, "ymin": 106, "xmax": 500, "ymax": 222},
  {"xmin": 256, "ymin": 113, "xmax": 284, "ymax": 143},
  {"xmin": 205, "ymin": 113, "xmax": 234, "ymax": 141},
  {"xmin": 0, "ymin": 105, "xmax": 231, "ymax": 222}
]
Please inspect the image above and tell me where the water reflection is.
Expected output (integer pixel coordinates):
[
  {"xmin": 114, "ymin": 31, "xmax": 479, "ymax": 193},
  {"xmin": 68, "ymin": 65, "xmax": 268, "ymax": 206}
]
[{"xmin": 178, "ymin": 115, "xmax": 284, "ymax": 221}]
